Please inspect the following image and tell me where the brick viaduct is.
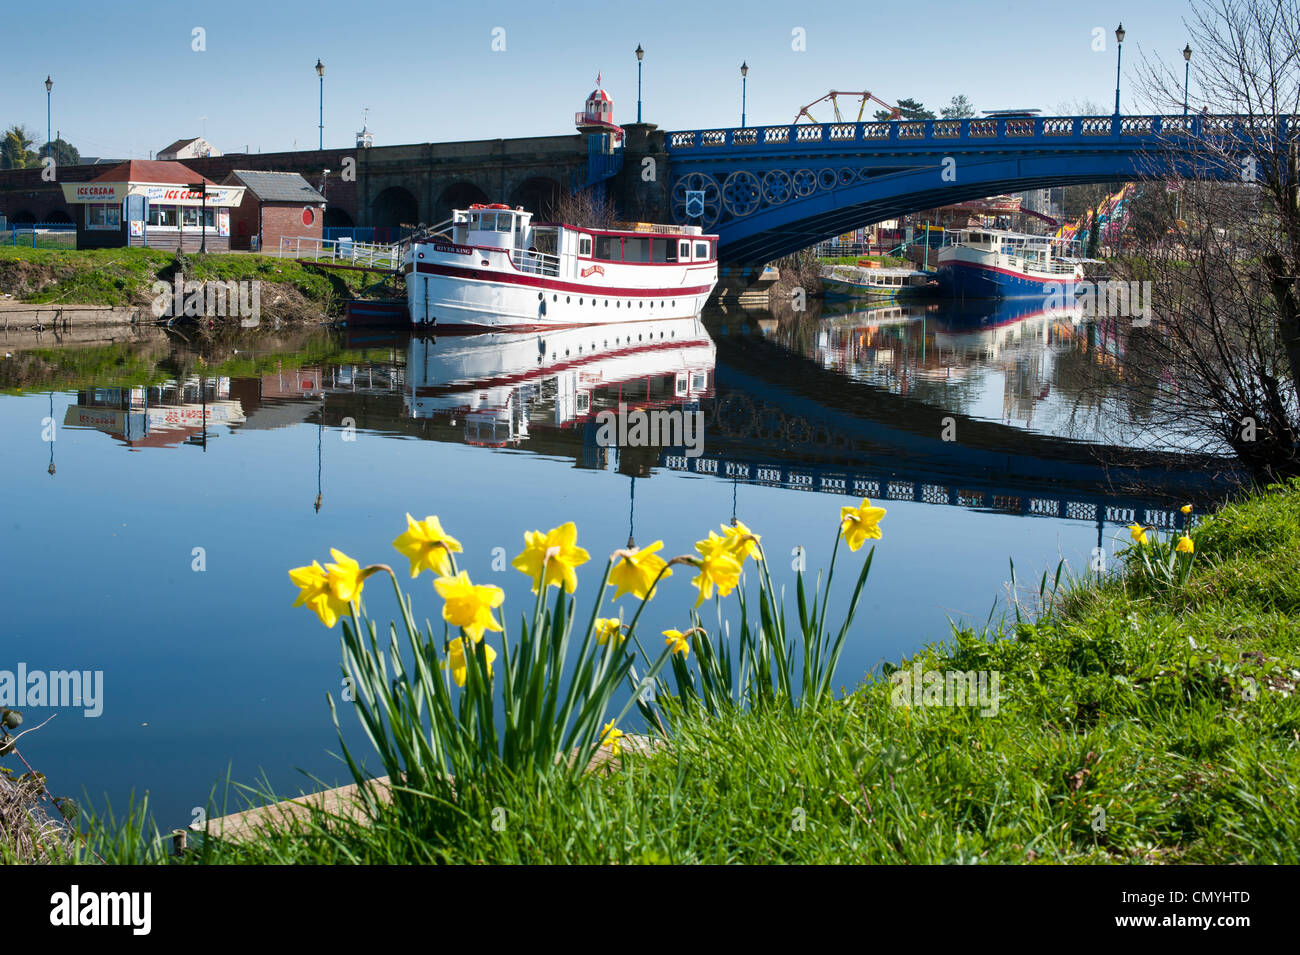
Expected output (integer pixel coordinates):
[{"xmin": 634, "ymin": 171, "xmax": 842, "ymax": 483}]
[{"xmin": 0, "ymin": 124, "xmax": 671, "ymax": 231}]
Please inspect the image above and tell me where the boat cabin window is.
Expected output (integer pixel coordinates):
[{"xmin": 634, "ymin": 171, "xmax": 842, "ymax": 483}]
[
  {"xmin": 624, "ymin": 237, "xmax": 651, "ymax": 263},
  {"xmin": 594, "ymin": 235, "xmax": 621, "ymax": 261},
  {"xmin": 578, "ymin": 235, "xmax": 592, "ymax": 256},
  {"xmin": 653, "ymin": 238, "xmax": 677, "ymax": 262},
  {"xmin": 679, "ymin": 240, "xmax": 691, "ymax": 260},
  {"xmin": 694, "ymin": 241, "xmax": 710, "ymax": 260}
]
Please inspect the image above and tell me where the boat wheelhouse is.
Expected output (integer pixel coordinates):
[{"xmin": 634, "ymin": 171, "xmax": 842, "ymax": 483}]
[
  {"xmin": 936, "ymin": 228, "xmax": 1083, "ymax": 299},
  {"xmin": 402, "ymin": 204, "xmax": 719, "ymax": 331}
]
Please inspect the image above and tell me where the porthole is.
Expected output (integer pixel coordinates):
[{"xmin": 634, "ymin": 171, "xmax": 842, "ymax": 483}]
[
  {"xmin": 537, "ymin": 292, "xmax": 543, "ymax": 300},
  {"xmin": 639, "ymin": 301, "xmax": 643, "ymax": 308},
  {"xmin": 604, "ymin": 300, "xmax": 609, "ymax": 307},
  {"xmin": 579, "ymin": 298, "xmax": 583, "ymax": 305},
  {"xmin": 553, "ymin": 294, "xmax": 558, "ymax": 302},
  {"xmin": 616, "ymin": 301, "xmax": 620, "ymax": 308},
  {"xmin": 566, "ymin": 296, "xmax": 571, "ymax": 303}
]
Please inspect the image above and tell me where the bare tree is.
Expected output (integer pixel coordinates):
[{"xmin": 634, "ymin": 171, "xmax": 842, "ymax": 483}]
[
  {"xmin": 546, "ymin": 188, "xmax": 618, "ymax": 229},
  {"xmin": 1097, "ymin": 0, "xmax": 1300, "ymax": 481}
]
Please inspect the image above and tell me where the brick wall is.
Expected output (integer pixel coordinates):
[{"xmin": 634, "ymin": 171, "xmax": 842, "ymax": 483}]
[{"xmin": 258, "ymin": 202, "xmax": 323, "ymax": 254}]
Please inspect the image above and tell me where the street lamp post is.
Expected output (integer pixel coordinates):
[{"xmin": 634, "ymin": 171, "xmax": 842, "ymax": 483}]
[
  {"xmin": 1183, "ymin": 43, "xmax": 1192, "ymax": 116},
  {"xmin": 1114, "ymin": 23, "xmax": 1125, "ymax": 117},
  {"xmin": 189, "ymin": 182, "xmax": 208, "ymax": 254},
  {"xmin": 316, "ymin": 59, "xmax": 324, "ymax": 150},
  {"xmin": 44, "ymin": 76, "xmax": 52, "ymax": 160},
  {"xmin": 740, "ymin": 61, "xmax": 748, "ymax": 128},
  {"xmin": 635, "ymin": 44, "xmax": 644, "ymax": 123}
]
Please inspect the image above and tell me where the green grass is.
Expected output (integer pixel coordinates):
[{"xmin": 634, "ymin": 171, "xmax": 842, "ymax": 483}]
[
  {"xmin": 0, "ymin": 246, "xmax": 378, "ymax": 309},
  {"xmin": 20, "ymin": 481, "xmax": 1300, "ymax": 865}
]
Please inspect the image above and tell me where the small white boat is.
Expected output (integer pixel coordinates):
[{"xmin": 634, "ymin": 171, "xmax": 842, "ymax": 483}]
[
  {"xmin": 402, "ymin": 204, "xmax": 719, "ymax": 331},
  {"xmin": 821, "ymin": 263, "xmax": 934, "ymax": 299}
]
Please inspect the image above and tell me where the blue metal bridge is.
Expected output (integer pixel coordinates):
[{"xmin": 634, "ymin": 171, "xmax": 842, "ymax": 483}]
[{"xmin": 664, "ymin": 113, "xmax": 1291, "ymax": 266}]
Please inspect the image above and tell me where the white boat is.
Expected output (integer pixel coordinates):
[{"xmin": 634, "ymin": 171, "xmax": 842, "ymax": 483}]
[
  {"xmin": 937, "ymin": 229, "xmax": 1083, "ymax": 299},
  {"xmin": 402, "ymin": 204, "xmax": 719, "ymax": 331},
  {"xmin": 820, "ymin": 264, "xmax": 934, "ymax": 299}
]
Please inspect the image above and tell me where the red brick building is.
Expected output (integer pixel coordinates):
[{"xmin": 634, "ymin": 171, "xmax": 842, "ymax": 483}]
[{"xmin": 223, "ymin": 170, "xmax": 326, "ymax": 252}]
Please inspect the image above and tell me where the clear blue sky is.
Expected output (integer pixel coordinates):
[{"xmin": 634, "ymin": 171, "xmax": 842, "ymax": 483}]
[{"xmin": 0, "ymin": 0, "xmax": 1203, "ymax": 159}]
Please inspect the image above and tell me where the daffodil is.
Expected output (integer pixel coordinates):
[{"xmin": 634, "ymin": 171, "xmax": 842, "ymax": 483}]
[
  {"xmin": 608, "ymin": 540, "xmax": 670, "ymax": 600},
  {"xmin": 392, "ymin": 513, "xmax": 462, "ymax": 578},
  {"xmin": 600, "ymin": 720, "xmax": 624, "ymax": 756},
  {"xmin": 1180, "ymin": 504, "xmax": 1193, "ymax": 516},
  {"xmin": 324, "ymin": 549, "xmax": 366, "ymax": 602},
  {"xmin": 1129, "ymin": 524, "xmax": 1149, "ymax": 546},
  {"xmin": 690, "ymin": 535, "xmax": 742, "ymax": 607},
  {"xmin": 289, "ymin": 560, "xmax": 349, "ymax": 628},
  {"xmin": 446, "ymin": 636, "xmax": 497, "ymax": 687},
  {"xmin": 840, "ymin": 499, "xmax": 887, "ymax": 551},
  {"xmin": 595, "ymin": 618, "xmax": 623, "ymax": 645},
  {"xmin": 434, "ymin": 571, "xmax": 504, "ymax": 641},
  {"xmin": 512, "ymin": 522, "xmax": 590, "ymax": 594},
  {"xmin": 721, "ymin": 520, "xmax": 762, "ymax": 564},
  {"xmin": 664, "ymin": 629, "xmax": 691, "ymax": 657},
  {"xmin": 1176, "ymin": 535, "xmax": 1194, "ymax": 554}
]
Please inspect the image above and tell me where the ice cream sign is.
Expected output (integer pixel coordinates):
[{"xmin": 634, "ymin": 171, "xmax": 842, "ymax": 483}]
[
  {"xmin": 142, "ymin": 185, "xmax": 243, "ymax": 206},
  {"xmin": 63, "ymin": 182, "xmax": 123, "ymax": 202}
]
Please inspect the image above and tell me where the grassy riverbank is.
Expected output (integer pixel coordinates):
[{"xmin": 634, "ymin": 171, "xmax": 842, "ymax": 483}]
[
  {"xmin": 16, "ymin": 480, "xmax": 1300, "ymax": 865},
  {"xmin": 0, "ymin": 246, "xmax": 383, "ymax": 316}
]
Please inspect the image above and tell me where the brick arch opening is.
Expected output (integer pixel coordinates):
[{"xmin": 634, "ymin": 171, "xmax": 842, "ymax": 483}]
[
  {"xmin": 43, "ymin": 209, "xmax": 73, "ymax": 224},
  {"xmin": 9, "ymin": 209, "xmax": 36, "ymax": 224},
  {"xmin": 508, "ymin": 176, "xmax": 563, "ymax": 218},
  {"xmin": 323, "ymin": 207, "xmax": 354, "ymax": 228},
  {"xmin": 434, "ymin": 181, "xmax": 490, "ymax": 223},
  {"xmin": 371, "ymin": 186, "xmax": 419, "ymax": 230}
]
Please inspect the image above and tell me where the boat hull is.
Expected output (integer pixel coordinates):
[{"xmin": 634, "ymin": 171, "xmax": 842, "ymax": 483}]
[
  {"xmin": 937, "ymin": 248, "xmax": 1082, "ymax": 299},
  {"xmin": 405, "ymin": 251, "xmax": 716, "ymax": 331}
]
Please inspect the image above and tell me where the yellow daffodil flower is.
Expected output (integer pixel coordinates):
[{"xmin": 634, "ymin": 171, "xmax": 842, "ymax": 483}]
[
  {"xmin": 512, "ymin": 521, "xmax": 590, "ymax": 594},
  {"xmin": 608, "ymin": 540, "xmax": 671, "ymax": 600},
  {"xmin": 1176, "ymin": 535, "xmax": 1194, "ymax": 554},
  {"xmin": 1180, "ymin": 504, "xmax": 1193, "ymax": 516},
  {"xmin": 324, "ymin": 549, "xmax": 366, "ymax": 602},
  {"xmin": 289, "ymin": 560, "xmax": 350, "ymax": 629},
  {"xmin": 690, "ymin": 538, "xmax": 742, "ymax": 607},
  {"xmin": 840, "ymin": 499, "xmax": 886, "ymax": 551},
  {"xmin": 392, "ymin": 513, "xmax": 462, "ymax": 578},
  {"xmin": 446, "ymin": 637, "xmax": 496, "ymax": 687},
  {"xmin": 664, "ymin": 629, "xmax": 691, "ymax": 657},
  {"xmin": 434, "ymin": 571, "xmax": 504, "ymax": 641},
  {"xmin": 721, "ymin": 520, "xmax": 763, "ymax": 564},
  {"xmin": 594, "ymin": 618, "xmax": 623, "ymax": 645},
  {"xmin": 1129, "ymin": 524, "xmax": 1149, "ymax": 546},
  {"xmin": 600, "ymin": 720, "xmax": 624, "ymax": 757}
]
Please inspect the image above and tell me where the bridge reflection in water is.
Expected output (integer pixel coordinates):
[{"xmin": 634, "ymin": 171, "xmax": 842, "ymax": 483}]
[
  {"xmin": 58, "ymin": 305, "xmax": 1238, "ymax": 546},
  {"xmin": 382, "ymin": 303, "xmax": 1233, "ymax": 548}
]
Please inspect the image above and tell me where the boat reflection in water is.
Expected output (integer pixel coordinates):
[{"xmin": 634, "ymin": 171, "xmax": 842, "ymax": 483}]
[{"xmin": 405, "ymin": 316, "xmax": 716, "ymax": 453}]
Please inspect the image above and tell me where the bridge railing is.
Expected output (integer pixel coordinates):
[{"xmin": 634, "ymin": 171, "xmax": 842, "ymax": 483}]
[{"xmin": 666, "ymin": 114, "xmax": 1293, "ymax": 152}]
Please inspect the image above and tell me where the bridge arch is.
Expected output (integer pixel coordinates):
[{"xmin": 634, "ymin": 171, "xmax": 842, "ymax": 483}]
[
  {"xmin": 434, "ymin": 181, "xmax": 490, "ymax": 223},
  {"xmin": 508, "ymin": 176, "xmax": 563, "ymax": 217},
  {"xmin": 371, "ymin": 186, "xmax": 420, "ymax": 229},
  {"xmin": 664, "ymin": 115, "xmax": 1261, "ymax": 265}
]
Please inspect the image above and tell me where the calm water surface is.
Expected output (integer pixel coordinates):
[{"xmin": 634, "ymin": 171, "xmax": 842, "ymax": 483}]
[{"xmin": 0, "ymin": 299, "xmax": 1232, "ymax": 825}]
